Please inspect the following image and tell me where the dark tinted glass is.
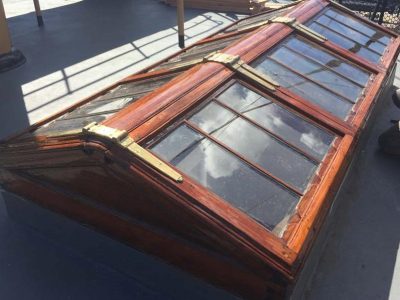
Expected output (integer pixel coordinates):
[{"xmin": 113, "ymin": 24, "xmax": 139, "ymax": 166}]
[
  {"xmin": 308, "ymin": 22, "xmax": 381, "ymax": 63},
  {"xmin": 307, "ymin": 7, "xmax": 391, "ymax": 63},
  {"xmin": 61, "ymin": 97, "xmax": 135, "ymax": 120},
  {"xmin": 316, "ymin": 15, "xmax": 386, "ymax": 54},
  {"xmin": 252, "ymin": 34, "xmax": 373, "ymax": 118},
  {"xmin": 34, "ymin": 113, "xmax": 112, "ymax": 136},
  {"xmin": 284, "ymin": 37, "xmax": 370, "ymax": 86},
  {"xmin": 270, "ymin": 47, "xmax": 362, "ymax": 102},
  {"xmin": 189, "ymin": 101, "xmax": 318, "ymax": 191},
  {"xmin": 148, "ymin": 83, "xmax": 337, "ymax": 236},
  {"xmin": 324, "ymin": 9, "xmax": 391, "ymax": 45},
  {"xmin": 253, "ymin": 58, "xmax": 352, "ymax": 118},
  {"xmin": 97, "ymin": 74, "xmax": 177, "ymax": 101},
  {"xmin": 216, "ymin": 83, "xmax": 334, "ymax": 160},
  {"xmin": 152, "ymin": 34, "xmax": 244, "ymax": 71},
  {"xmin": 32, "ymin": 73, "xmax": 181, "ymax": 138},
  {"xmin": 150, "ymin": 124, "xmax": 300, "ymax": 235},
  {"xmin": 222, "ymin": 8, "xmax": 291, "ymax": 34}
]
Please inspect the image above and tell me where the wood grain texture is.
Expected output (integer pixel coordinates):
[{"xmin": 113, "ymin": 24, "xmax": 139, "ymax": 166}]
[
  {"xmin": 0, "ymin": 0, "xmax": 399, "ymax": 298},
  {"xmin": 0, "ymin": 169, "xmax": 284, "ymax": 300}
]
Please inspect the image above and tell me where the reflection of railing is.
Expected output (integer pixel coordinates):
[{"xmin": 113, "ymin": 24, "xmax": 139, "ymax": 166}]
[{"xmin": 336, "ymin": 0, "xmax": 400, "ymax": 31}]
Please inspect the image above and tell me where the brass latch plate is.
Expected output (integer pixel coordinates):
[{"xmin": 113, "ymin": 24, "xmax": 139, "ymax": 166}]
[
  {"xmin": 271, "ymin": 16, "xmax": 327, "ymax": 42},
  {"xmin": 83, "ymin": 123, "xmax": 128, "ymax": 142},
  {"xmin": 83, "ymin": 122, "xmax": 183, "ymax": 183},
  {"xmin": 204, "ymin": 52, "xmax": 279, "ymax": 91}
]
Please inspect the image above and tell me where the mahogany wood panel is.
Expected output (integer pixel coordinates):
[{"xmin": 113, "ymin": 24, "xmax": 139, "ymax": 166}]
[
  {"xmin": 0, "ymin": 170, "xmax": 282, "ymax": 300},
  {"xmin": 103, "ymin": 0, "xmax": 399, "ymax": 275},
  {"xmin": 8, "ymin": 136, "xmax": 297, "ymax": 276},
  {"xmin": 0, "ymin": 0, "xmax": 399, "ymax": 298}
]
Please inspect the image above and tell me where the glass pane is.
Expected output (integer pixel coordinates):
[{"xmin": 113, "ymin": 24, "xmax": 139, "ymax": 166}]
[
  {"xmin": 253, "ymin": 58, "xmax": 352, "ymax": 118},
  {"xmin": 217, "ymin": 83, "xmax": 334, "ymax": 160},
  {"xmin": 180, "ymin": 34, "xmax": 242, "ymax": 55},
  {"xmin": 84, "ymin": 97, "xmax": 134, "ymax": 114},
  {"xmin": 270, "ymin": 46, "xmax": 362, "ymax": 102},
  {"xmin": 216, "ymin": 83, "xmax": 272, "ymax": 112},
  {"xmin": 308, "ymin": 22, "xmax": 381, "ymax": 63},
  {"xmin": 222, "ymin": 8, "xmax": 291, "ymax": 34},
  {"xmin": 62, "ymin": 97, "xmax": 135, "ymax": 120},
  {"xmin": 32, "ymin": 73, "xmax": 182, "ymax": 138},
  {"xmin": 34, "ymin": 114, "xmax": 112, "ymax": 136},
  {"xmin": 96, "ymin": 73, "xmax": 179, "ymax": 101},
  {"xmin": 154, "ymin": 34, "xmax": 244, "ymax": 71},
  {"xmin": 189, "ymin": 101, "xmax": 318, "ymax": 191},
  {"xmin": 284, "ymin": 37, "xmax": 370, "ymax": 86},
  {"xmin": 150, "ymin": 124, "xmax": 299, "ymax": 234},
  {"xmin": 315, "ymin": 15, "xmax": 386, "ymax": 54},
  {"xmin": 307, "ymin": 7, "xmax": 392, "ymax": 63},
  {"xmin": 324, "ymin": 9, "xmax": 391, "ymax": 45},
  {"xmin": 189, "ymin": 101, "xmax": 237, "ymax": 133}
]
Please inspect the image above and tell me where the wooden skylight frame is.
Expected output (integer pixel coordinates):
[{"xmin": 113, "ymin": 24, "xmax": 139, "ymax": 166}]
[
  {"xmin": 0, "ymin": 0, "xmax": 399, "ymax": 299},
  {"xmin": 101, "ymin": 0, "xmax": 398, "ymax": 249}
]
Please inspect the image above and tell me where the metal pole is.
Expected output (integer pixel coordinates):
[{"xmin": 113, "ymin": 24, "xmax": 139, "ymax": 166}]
[
  {"xmin": 33, "ymin": 0, "xmax": 43, "ymax": 26},
  {"xmin": 177, "ymin": 0, "xmax": 185, "ymax": 48},
  {"xmin": 0, "ymin": 0, "xmax": 12, "ymax": 55}
]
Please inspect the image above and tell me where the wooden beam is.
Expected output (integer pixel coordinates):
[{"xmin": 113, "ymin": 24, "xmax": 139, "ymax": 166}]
[
  {"xmin": 0, "ymin": 0, "xmax": 12, "ymax": 55},
  {"xmin": 33, "ymin": 0, "xmax": 44, "ymax": 27},
  {"xmin": 177, "ymin": 0, "xmax": 185, "ymax": 48}
]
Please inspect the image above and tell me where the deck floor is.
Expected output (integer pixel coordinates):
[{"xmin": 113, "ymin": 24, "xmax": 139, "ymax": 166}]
[
  {"xmin": 304, "ymin": 62, "xmax": 400, "ymax": 300},
  {"xmin": 0, "ymin": 0, "xmax": 399, "ymax": 299}
]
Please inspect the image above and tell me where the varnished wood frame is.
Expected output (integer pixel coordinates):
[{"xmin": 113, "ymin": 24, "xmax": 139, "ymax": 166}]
[
  {"xmin": 0, "ymin": 169, "xmax": 283, "ymax": 300},
  {"xmin": 1, "ymin": 0, "xmax": 399, "ymax": 285},
  {"xmin": 140, "ymin": 76, "xmax": 344, "ymax": 236},
  {"xmin": 3, "ymin": 0, "xmax": 398, "ymax": 143},
  {"xmin": 0, "ymin": 2, "xmax": 303, "ymax": 144},
  {"xmin": 0, "ymin": 23, "xmax": 259, "ymax": 143},
  {"xmin": 99, "ymin": 0, "xmax": 400, "ymax": 274}
]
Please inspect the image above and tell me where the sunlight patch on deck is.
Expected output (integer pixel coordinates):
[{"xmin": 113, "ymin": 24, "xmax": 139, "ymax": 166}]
[{"xmin": 19, "ymin": 12, "xmax": 243, "ymax": 124}]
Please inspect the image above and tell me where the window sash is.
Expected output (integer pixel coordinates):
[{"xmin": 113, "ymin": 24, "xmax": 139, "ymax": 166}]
[
  {"xmin": 307, "ymin": 7, "xmax": 391, "ymax": 63},
  {"xmin": 101, "ymin": 0, "xmax": 395, "ymax": 258},
  {"xmin": 147, "ymin": 81, "xmax": 338, "ymax": 236},
  {"xmin": 281, "ymin": 37, "xmax": 370, "ymax": 87},
  {"xmin": 251, "ymin": 35, "xmax": 372, "ymax": 119}
]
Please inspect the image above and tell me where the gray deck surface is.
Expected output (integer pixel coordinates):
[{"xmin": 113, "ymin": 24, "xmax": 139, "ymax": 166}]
[
  {"xmin": 303, "ymin": 70, "xmax": 400, "ymax": 300},
  {"xmin": 0, "ymin": 0, "xmax": 399, "ymax": 299}
]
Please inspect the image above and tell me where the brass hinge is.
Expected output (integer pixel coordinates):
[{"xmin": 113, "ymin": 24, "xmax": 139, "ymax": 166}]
[
  {"xmin": 83, "ymin": 122, "xmax": 183, "ymax": 183},
  {"xmin": 271, "ymin": 16, "xmax": 327, "ymax": 42},
  {"xmin": 204, "ymin": 52, "xmax": 279, "ymax": 91}
]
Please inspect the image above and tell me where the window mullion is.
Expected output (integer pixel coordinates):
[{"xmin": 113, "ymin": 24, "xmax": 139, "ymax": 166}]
[
  {"xmin": 281, "ymin": 44, "xmax": 365, "ymax": 88},
  {"xmin": 312, "ymin": 20, "xmax": 382, "ymax": 56},
  {"xmin": 267, "ymin": 56, "xmax": 357, "ymax": 104},
  {"xmin": 213, "ymin": 98, "xmax": 321, "ymax": 164},
  {"xmin": 62, "ymin": 109, "xmax": 121, "ymax": 121},
  {"xmin": 322, "ymin": 12, "xmax": 386, "ymax": 46},
  {"xmin": 183, "ymin": 119, "xmax": 304, "ymax": 197}
]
